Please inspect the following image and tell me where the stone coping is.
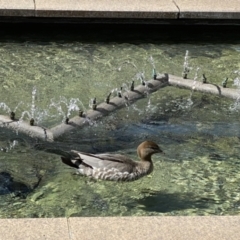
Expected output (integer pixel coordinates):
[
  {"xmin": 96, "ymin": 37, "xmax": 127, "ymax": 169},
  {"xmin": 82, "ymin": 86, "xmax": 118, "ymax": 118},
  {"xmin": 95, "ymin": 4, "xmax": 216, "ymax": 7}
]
[
  {"xmin": 0, "ymin": 216, "xmax": 239, "ymax": 239},
  {"xmin": 0, "ymin": 0, "xmax": 240, "ymax": 19}
]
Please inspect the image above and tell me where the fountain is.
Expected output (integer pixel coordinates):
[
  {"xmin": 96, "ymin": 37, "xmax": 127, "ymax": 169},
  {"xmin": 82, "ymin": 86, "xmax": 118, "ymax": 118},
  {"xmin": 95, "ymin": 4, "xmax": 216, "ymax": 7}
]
[
  {"xmin": 0, "ymin": 45, "xmax": 240, "ymax": 143},
  {"xmin": 0, "ymin": 102, "xmax": 23, "ymax": 121},
  {"xmin": 0, "ymin": 87, "xmax": 53, "ymax": 141},
  {"xmin": 50, "ymin": 73, "xmax": 169, "ymax": 139},
  {"xmin": 1, "ymin": 66, "xmax": 240, "ymax": 142},
  {"xmin": 168, "ymin": 74, "xmax": 240, "ymax": 99}
]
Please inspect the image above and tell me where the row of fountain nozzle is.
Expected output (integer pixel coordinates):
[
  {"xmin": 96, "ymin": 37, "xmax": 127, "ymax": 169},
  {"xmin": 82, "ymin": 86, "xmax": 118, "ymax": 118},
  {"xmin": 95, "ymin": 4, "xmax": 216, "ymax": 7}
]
[
  {"xmin": 8, "ymin": 71, "xmax": 158, "ymax": 126},
  {"xmin": 9, "ymin": 111, "xmax": 35, "ymax": 126},
  {"xmin": 183, "ymin": 71, "xmax": 229, "ymax": 88},
  {"xmin": 64, "ymin": 79, "xmax": 141, "ymax": 124}
]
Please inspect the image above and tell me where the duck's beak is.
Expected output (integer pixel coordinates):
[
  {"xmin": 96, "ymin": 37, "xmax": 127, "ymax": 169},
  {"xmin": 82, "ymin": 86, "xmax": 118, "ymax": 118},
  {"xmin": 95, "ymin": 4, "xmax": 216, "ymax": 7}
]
[{"xmin": 158, "ymin": 148, "xmax": 165, "ymax": 155}]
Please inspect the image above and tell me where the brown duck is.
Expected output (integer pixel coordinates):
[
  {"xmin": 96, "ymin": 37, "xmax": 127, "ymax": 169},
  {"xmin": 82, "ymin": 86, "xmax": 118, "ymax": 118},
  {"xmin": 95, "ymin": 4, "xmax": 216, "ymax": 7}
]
[{"xmin": 61, "ymin": 141, "xmax": 163, "ymax": 181}]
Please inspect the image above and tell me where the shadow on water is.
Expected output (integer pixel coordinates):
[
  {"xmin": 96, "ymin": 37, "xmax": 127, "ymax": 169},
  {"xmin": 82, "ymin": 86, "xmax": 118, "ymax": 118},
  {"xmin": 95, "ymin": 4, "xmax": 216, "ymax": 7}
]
[
  {"xmin": 136, "ymin": 190, "xmax": 211, "ymax": 214},
  {"xmin": 0, "ymin": 172, "xmax": 32, "ymax": 197},
  {"xmin": 1, "ymin": 23, "xmax": 240, "ymax": 44}
]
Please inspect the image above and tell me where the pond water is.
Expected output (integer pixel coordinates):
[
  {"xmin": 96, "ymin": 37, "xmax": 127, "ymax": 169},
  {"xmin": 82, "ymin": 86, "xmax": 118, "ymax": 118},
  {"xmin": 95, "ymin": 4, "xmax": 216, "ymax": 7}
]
[{"xmin": 1, "ymin": 24, "xmax": 240, "ymax": 217}]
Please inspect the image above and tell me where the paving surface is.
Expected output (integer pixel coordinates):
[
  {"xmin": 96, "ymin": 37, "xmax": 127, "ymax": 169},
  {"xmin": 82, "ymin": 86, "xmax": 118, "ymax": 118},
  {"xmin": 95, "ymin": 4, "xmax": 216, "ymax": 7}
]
[
  {"xmin": 0, "ymin": 216, "xmax": 240, "ymax": 240},
  {"xmin": 0, "ymin": 0, "xmax": 240, "ymax": 19}
]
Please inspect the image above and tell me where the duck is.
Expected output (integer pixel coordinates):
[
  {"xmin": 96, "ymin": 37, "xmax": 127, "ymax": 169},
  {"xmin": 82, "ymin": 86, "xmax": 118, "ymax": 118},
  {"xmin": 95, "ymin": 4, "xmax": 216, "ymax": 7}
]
[{"xmin": 61, "ymin": 141, "xmax": 163, "ymax": 181}]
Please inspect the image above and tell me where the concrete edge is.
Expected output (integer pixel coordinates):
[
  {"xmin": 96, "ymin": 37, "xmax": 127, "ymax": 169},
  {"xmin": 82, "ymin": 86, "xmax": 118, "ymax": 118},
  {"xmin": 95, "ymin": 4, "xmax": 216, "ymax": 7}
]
[
  {"xmin": 1, "ymin": 0, "xmax": 240, "ymax": 20},
  {"xmin": 34, "ymin": 10, "xmax": 178, "ymax": 19},
  {"xmin": 0, "ymin": 9, "xmax": 34, "ymax": 17},
  {"xmin": 180, "ymin": 11, "xmax": 240, "ymax": 19},
  {"xmin": 0, "ymin": 216, "xmax": 240, "ymax": 240}
]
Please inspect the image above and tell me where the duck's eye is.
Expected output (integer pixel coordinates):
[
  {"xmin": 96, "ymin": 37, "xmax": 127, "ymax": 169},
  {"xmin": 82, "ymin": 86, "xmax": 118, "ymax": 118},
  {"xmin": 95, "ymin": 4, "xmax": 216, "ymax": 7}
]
[{"xmin": 150, "ymin": 146, "xmax": 158, "ymax": 150}]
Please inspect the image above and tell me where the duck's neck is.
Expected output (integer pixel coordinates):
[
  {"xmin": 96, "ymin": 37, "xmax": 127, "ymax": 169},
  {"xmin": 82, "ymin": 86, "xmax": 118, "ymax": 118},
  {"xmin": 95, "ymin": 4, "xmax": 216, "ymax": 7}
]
[
  {"xmin": 140, "ymin": 155, "xmax": 152, "ymax": 162},
  {"xmin": 138, "ymin": 159, "xmax": 153, "ymax": 174},
  {"xmin": 138, "ymin": 146, "xmax": 153, "ymax": 162}
]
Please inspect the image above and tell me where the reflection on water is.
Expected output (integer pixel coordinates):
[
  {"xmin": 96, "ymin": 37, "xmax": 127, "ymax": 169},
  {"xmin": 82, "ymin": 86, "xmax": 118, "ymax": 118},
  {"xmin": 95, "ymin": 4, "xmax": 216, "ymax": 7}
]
[{"xmin": 1, "ymin": 24, "xmax": 240, "ymax": 217}]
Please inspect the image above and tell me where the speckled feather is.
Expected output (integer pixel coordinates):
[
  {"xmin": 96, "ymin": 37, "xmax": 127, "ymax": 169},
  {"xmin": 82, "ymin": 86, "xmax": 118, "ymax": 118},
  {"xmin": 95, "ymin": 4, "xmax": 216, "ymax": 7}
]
[{"xmin": 61, "ymin": 141, "xmax": 163, "ymax": 181}]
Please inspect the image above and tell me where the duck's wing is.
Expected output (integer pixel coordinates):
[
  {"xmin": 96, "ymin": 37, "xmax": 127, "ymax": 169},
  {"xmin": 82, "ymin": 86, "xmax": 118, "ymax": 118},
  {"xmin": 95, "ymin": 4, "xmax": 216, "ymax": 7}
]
[{"xmin": 62, "ymin": 151, "xmax": 136, "ymax": 172}]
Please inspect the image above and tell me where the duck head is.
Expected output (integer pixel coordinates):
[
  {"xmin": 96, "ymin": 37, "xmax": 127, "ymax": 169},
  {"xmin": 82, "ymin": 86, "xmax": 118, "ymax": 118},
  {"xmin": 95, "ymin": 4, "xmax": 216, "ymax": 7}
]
[{"xmin": 137, "ymin": 141, "xmax": 163, "ymax": 161}]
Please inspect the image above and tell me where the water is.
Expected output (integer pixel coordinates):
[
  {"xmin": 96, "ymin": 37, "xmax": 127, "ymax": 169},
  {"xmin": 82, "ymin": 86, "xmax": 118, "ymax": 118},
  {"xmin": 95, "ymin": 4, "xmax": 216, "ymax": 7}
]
[{"xmin": 1, "ymin": 24, "xmax": 240, "ymax": 217}]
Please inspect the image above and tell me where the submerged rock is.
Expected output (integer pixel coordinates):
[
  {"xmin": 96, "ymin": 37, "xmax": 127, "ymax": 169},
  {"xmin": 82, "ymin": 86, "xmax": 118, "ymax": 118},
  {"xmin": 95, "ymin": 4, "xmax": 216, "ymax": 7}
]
[
  {"xmin": 0, "ymin": 171, "xmax": 41, "ymax": 198},
  {"xmin": 0, "ymin": 172, "xmax": 12, "ymax": 195}
]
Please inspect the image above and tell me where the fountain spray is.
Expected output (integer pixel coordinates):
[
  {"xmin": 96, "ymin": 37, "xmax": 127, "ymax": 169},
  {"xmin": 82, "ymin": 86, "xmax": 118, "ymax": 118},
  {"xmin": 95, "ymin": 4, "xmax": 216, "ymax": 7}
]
[
  {"xmin": 182, "ymin": 50, "xmax": 191, "ymax": 79},
  {"xmin": 31, "ymin": 86, "xmax": 37, "ymax": 123}
]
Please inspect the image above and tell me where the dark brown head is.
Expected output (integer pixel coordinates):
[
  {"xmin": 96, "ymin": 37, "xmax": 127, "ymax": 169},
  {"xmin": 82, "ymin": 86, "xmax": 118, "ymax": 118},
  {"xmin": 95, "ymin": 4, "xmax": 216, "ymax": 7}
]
[{"xmin": 137, "ymin": 141, "xmax": 163, "ymax": 161}]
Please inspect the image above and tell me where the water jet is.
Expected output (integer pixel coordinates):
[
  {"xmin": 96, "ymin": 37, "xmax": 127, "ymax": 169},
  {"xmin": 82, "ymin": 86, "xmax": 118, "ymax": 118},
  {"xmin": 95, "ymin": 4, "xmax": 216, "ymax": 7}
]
[
  {"xmin": 152, "ymin": 68, "xmax": 157, "ymax": 80},
  {"xmin": 182, "ymin": 50, "xmax": 191, "ymax": 79}
]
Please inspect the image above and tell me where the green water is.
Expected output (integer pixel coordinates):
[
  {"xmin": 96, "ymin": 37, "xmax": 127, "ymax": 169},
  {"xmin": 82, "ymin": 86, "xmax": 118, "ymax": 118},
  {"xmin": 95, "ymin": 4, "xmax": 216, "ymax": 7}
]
[{"xmin": 1, "ymin": 24, "xmax": 240, "ymax": 217}]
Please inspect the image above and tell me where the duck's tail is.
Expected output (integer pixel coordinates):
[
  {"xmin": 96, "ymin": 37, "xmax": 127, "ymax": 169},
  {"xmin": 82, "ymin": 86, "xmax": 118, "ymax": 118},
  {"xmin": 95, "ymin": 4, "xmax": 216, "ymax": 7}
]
[
  {"xmin": 61, "ymin": 156, "xmax": 79, "ymax": 169},
  {"xmin": 33, "ymin": 143, "xmax": 84, "ymax": 169},
  {"xmin": 40, "ymin": 148, "xmax": 81, "ymax": 169},
  {"xmin": 35, "ymin": 146, "xmax": 92, "ymax": 170}
]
